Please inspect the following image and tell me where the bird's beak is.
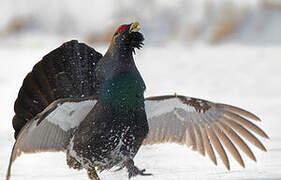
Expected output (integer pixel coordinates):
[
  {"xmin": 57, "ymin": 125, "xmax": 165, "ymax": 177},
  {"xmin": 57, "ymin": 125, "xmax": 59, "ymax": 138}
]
[{"xmin": 129, "ymin": 22, "xmax": 140, "ymax": 32}]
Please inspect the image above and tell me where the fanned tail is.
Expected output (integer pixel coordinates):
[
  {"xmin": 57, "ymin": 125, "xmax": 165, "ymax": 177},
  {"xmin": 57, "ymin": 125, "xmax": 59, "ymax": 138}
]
[{"xmin": 13, "ymin": 40, "xmax": 103, "ymax": 138}]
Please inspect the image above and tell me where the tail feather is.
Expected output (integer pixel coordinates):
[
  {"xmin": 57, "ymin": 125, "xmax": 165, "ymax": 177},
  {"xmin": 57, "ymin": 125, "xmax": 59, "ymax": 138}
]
[{"xmin": 13, "ymin": 40, "xmax": 103, "ymax": 138}]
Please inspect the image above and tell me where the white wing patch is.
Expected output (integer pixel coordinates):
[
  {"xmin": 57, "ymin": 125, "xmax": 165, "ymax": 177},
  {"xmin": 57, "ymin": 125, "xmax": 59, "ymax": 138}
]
[
  {"xmin": 145, "ymin": 97, "xmax": 195, "ymax": 119},
  {"xmin": 47, "ymin": 100, "xmax": 97, "ymax": 131}
]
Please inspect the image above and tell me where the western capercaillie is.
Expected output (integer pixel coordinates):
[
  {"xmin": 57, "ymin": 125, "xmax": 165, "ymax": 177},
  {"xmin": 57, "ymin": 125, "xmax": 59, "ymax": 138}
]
[{"xmin": 7, "ymin": 22, "xmax": 269, "ymax": 180}]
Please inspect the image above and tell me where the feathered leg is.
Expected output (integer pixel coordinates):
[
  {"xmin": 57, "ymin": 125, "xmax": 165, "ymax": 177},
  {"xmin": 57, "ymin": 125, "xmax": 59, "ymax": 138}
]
[
  {"xmin": 66, "ymin": 150, "xmax": 82, "ymax": 170},
  {"xmin": 87, "ymin": 168, "xmax": 100, "ymax": 180},
  {"xmin": 125, "ymin": 159, "xmax": 152, "ymax": 179}
]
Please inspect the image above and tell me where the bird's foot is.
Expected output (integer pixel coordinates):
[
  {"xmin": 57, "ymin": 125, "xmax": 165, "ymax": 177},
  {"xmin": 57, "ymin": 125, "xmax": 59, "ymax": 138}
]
[
  {"xmin": 87, "ymin": 169, "xmax": 101, "ymax": 180},
  {"xmin": 66, "ymin": 151, "xmax": 83, "ymax": 170},
  {"xmin": 114, "ymin": 165, "xmax": 125, "ymax": 172},
  {"xmin": 128, "ymin": 167, "xmax": 152, "ymax": 179},
  {"xmin": 125, "ymin": 159, "xmax": 152, "ymax": 179}
]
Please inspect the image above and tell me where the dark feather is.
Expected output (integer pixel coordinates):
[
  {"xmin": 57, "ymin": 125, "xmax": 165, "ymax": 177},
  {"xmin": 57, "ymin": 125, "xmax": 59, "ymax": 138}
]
[{"xmin": 13, "ymin": 40, "xmax": 103, "ymax": 138}]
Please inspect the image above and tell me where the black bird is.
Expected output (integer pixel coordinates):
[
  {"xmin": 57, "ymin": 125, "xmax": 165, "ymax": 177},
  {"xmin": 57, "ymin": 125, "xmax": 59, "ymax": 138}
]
[{"xmin": 7, "ymin": 22, "xmax": 269, "ymax": 180}]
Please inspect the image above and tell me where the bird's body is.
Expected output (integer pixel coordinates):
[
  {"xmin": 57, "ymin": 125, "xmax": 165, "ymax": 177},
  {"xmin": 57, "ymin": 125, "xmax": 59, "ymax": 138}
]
[
  {"xmin": 68, "ymin": 100, "xmax": 148, "ymax": 170},
  {"xmin": 7, "ymin": 22, "xmax": 269, "ymax": 180},
  {"xmin": 68, "ymin": 48, "xmax": 149, "ymax": 172}
]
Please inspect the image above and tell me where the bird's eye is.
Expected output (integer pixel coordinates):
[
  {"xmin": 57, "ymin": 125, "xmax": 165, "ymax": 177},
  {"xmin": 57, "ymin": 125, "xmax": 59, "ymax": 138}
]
[{"xmin": 117, "ymin": 26, "xmax": 126, "ymax": 34}]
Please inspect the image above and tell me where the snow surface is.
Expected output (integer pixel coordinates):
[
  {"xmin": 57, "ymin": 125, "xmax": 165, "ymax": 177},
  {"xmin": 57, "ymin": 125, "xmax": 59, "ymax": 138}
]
[{"xmin": 0, "ymin": 43, "xmax": 281, "ymax": 179}]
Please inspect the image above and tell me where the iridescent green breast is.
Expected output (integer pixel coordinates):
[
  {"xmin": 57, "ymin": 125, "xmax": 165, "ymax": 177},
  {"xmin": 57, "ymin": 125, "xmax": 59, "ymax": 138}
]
[{"xmin": 99, "ymin": 72, "xmax": 146, "ymax": 110}]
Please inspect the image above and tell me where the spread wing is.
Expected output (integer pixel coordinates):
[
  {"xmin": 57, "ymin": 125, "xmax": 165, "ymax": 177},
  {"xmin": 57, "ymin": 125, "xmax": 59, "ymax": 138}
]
[
  {"xmin": 143, "ymin": 95, "xmax": 269, "ymax": 170},
  {"xmin": 7, "ymin": 96, "xmax": 98, "ymax": 180}
]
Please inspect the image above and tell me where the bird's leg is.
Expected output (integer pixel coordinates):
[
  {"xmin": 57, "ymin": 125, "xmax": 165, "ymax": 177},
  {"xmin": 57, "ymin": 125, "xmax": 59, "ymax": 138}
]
[
  {"xmin": 87, "ymin": 168, "xmax": 101, "ymax": 180},
  {"xmin": 125, "ymin": 159, "xmax": 152, "ymax": 179},
  {"xmin": 66, "ymin": 150, "xmax": 82, "ymax": 170}
]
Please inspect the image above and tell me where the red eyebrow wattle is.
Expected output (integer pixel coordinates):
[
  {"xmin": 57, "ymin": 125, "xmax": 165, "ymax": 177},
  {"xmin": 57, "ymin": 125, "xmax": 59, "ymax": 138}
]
[{"xmin": 118, "ymin": 26, "xmax": 126, "ymax": 34}]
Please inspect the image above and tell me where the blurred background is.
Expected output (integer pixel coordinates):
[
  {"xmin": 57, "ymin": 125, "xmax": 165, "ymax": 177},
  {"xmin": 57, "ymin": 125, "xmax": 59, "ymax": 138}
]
[
  {"xmin": 1, "ymin": 0, "xmax": 281, "ymax": 179},
  {"xmin": 1, "ymin": 0, "xmax": 281, "ymax": 46}
]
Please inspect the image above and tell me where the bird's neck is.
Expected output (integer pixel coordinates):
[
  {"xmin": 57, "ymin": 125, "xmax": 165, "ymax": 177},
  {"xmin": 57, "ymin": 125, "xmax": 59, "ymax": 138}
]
[
  {"xmin": 106, "ymin": 41, "xmax": 134, "ymax": 58},
  {"xmin": 97, "ymin": 45, "xmax": 146, "ymax": 111},
  {"xmin": 99, "ymin": 72, "xmax": 146, "ymax": 111}
]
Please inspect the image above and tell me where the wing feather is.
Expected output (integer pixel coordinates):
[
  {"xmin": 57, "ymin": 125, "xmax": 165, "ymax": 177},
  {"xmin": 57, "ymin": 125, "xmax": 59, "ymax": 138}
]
[
  {"xmin": 212, "ymin": 123, "xmax": 244, "ymax": 167},
  {"xmin": 193, "ymin": 124, "xmax": 205, "ymax": 156},
  {"xmin": 186, "ymin": 122, "xmax": 197, "ymax": 150},
  {"xmin": 144, "ymin": 95, "xmax": 268, "ymax": 170},
  {"xmin": 6, "ymin": 97, "xmax": 97, "ymax": 180},
  {"xmin": 166, "ymin": 113, "xmax": 175, "ymax": 142},
  {"xmin": 220, "ymin": 117, "xmax": 267, "ymax": 151},
  {"xmin": 158, "ymin": 120, "xmax": 165, "ymax": 143},
  {"xmin": 216, "ymin": 121, "xmax": 256, "ymax": 161},
  {"xmin": 200, "ymin": 126, "xmax": 217, "ymax": 165},
  {"xmin": 218, "ymin": 103, "xmax": 261, "ymax": 121},
  {"xmin": 224, "ymin": 111, "xmax": 269, "ymax": 138},
  {"xmin": 206, "ymin": 124, "xmax": 230, "ymax": 170}
]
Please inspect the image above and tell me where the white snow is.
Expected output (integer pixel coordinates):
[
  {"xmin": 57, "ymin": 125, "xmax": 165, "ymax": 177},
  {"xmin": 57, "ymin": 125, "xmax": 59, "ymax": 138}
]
[{"xmin": 0, "ymin": 43, "xmax": 281, "ymax": 179}]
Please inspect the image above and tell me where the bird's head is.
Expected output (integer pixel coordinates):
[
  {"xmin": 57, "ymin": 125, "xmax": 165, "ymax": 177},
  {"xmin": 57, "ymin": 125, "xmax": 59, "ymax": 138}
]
[{"xmin": 107, "ymin": 22, "xmax": 144, "ymax": 55}]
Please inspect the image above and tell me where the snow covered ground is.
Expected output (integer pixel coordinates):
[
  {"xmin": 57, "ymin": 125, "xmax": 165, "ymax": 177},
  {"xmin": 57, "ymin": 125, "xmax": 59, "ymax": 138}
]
[{"xmin": 0, "ymin": 42, "xmax": 281, "ymax": 179}]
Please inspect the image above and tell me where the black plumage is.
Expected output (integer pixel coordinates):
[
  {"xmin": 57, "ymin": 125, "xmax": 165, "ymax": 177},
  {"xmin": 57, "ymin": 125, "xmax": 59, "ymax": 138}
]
[
  {"xmin": 7, "ymin": 22, "xmax": 269, "ymax": 180},
  {"xmin": 13, "ymin": 40, "xmax": 102, "ymax": 138}
]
